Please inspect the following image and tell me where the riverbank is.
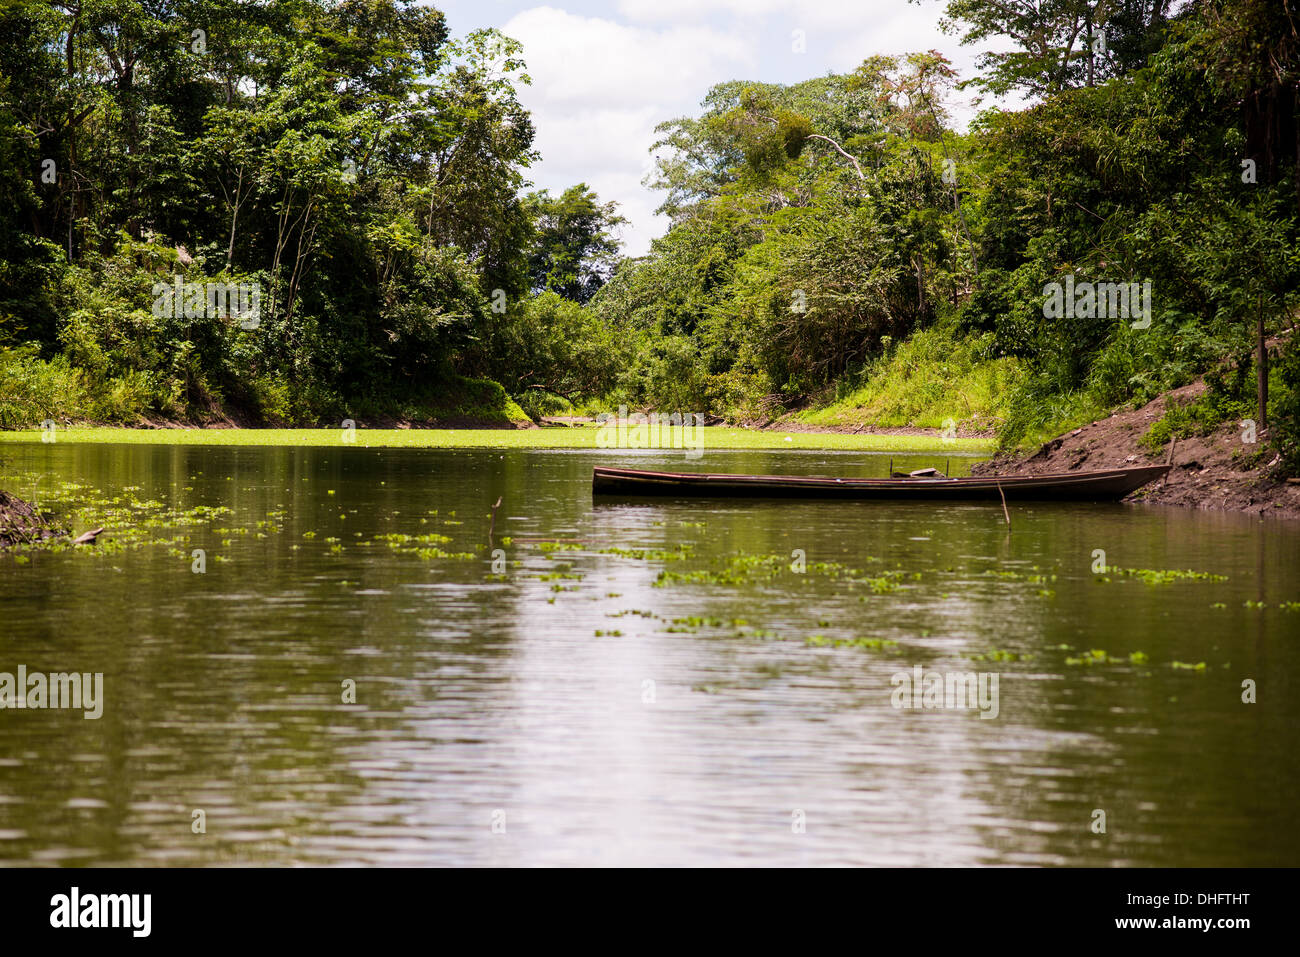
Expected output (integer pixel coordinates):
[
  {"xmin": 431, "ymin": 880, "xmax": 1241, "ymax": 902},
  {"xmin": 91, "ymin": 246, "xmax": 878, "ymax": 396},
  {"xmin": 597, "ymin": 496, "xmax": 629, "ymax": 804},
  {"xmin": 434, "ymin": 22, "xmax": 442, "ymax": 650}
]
[
  {"xmin": 0, "ymin": 491, "xmax": 62, "ymax": 548},
  {"xmin": 0, "ymin": 424, "xmax": 993, "ymax": 453},
  {"xmin": 973, "ymin": 381, "xmax": 1300, "ymax": 520}
]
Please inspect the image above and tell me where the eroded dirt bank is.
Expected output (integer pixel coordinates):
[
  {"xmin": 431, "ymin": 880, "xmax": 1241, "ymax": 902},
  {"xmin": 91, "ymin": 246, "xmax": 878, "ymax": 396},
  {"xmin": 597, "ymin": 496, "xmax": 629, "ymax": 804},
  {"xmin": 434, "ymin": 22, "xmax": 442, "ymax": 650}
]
[
  {"xmin": 972, "ymin": 382, "xmax": 1300, "ymax": 520},
  {"xmin": 0, "ymin": 491, "xmax": 63, "ymax": 548}
]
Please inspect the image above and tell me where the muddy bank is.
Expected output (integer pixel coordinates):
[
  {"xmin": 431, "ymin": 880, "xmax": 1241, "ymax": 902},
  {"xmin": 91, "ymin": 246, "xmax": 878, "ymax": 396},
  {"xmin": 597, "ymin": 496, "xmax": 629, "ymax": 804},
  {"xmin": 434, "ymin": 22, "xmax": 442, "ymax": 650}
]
[
  {"xmin": 973, "ymin": 382, "xmax": 1300, "ymax": 520},
  {"xmin": 758, "ymin": 419, "xmax": 995, "ymax": 439},
  {"xmin": 0, "ymin": 491, "xmax": 64, "ymax": 548},
  {"xmin": 541, "ymin": 413, "xmax": 993, "ymax": 440},
  {"xmin": 106, "ymin": 412, "xmax": 537, "ymax": 430}
]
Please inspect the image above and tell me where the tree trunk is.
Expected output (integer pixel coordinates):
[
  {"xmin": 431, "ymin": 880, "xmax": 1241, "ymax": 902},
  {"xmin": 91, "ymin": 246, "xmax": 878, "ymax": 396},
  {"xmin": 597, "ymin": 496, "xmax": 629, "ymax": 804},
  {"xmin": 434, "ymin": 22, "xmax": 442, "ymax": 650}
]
[
  {"xmin": 953, "ymin": 188, "xmax": 979, "ymax": 287},
  {"xmin": 226, "ymin": 166, "xmax": 245, "ymax": 268},
  {"xmin": 915, "ymin": 256, "xmax": 925, "ymax": 318},
  {"xmin": 1257, "ymin": 308, "xmax": 1268, "ymax": 430},
  {"xmin": 1085, "ymin": 21, "xmax": 1094, "ymax": 88}
]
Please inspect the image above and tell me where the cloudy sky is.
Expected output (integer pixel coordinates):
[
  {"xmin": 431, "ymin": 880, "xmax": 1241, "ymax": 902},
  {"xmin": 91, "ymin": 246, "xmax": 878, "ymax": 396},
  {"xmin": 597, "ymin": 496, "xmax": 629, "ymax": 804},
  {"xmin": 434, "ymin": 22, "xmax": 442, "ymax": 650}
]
[{"xmin": 431, "ymin": 1, "xmax": 1019, "ymax": 255}]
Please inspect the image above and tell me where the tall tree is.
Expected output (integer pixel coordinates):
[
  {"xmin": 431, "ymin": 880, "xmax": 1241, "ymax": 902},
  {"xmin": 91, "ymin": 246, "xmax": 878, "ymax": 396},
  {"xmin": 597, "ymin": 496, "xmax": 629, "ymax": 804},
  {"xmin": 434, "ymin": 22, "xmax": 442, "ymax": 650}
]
[
  {"xmin": 931, "ymin": 0, "xmax": 1177, "ymax": 99},
  {"xmin": 524, "ymin": 184, "xmax": 624, "ymax": 304}
]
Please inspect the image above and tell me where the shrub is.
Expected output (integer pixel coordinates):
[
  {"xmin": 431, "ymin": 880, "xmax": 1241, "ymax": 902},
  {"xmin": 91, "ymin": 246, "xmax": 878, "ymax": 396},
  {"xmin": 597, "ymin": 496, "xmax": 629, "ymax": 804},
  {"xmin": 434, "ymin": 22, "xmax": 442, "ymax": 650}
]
[
  {"xmin": 0, "ymin": 345, "xmax": 93, "ymax": 427},
  {"xmin": 1274, "ymin": 336, "xmax": 1300, "ymax": 476}
]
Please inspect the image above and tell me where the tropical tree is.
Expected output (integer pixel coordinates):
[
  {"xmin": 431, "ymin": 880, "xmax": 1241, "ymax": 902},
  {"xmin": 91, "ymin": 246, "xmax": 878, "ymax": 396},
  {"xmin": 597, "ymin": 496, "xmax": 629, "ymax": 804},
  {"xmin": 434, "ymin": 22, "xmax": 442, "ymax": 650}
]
[{"xmin": 524, "ymin": 184, "xmax": 625, "ymax": 303}]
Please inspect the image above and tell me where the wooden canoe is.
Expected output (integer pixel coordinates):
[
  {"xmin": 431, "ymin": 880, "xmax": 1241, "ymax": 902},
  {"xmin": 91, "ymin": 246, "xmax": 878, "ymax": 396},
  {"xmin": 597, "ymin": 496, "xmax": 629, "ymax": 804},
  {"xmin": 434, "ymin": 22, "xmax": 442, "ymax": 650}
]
[{"xmin": 592, "ymin": 464, "xmax": 1170, "ymax": 501}]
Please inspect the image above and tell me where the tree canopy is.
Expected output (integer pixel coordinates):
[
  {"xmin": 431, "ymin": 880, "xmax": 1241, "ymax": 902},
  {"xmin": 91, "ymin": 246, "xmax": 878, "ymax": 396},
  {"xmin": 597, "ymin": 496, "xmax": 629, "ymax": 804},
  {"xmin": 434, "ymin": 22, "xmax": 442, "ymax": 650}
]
[{"xmin": 1, "ymin": 0, "xmax": 1298, "ymax": 472}]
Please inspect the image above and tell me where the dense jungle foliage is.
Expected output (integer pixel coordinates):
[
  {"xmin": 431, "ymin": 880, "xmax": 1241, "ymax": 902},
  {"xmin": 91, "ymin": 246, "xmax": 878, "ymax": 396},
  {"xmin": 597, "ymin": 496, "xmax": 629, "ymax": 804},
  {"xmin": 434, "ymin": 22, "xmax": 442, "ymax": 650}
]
[{"xmin": 1, "ymin": 0, "xmax": 1298, "ymax": 468}]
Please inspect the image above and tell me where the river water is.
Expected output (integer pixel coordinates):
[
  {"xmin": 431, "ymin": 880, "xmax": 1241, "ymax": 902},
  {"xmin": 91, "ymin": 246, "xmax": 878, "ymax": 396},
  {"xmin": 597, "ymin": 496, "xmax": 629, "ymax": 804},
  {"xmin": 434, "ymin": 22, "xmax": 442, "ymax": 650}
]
[{"xmin": 0, "ymin": 442, "xmax": 1297, "ymax": 865}]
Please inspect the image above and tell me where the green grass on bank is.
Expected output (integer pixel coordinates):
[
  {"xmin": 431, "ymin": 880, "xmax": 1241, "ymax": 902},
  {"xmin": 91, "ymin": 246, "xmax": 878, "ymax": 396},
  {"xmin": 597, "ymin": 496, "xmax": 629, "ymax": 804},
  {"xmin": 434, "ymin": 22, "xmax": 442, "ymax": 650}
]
[
  {"xmin": 0, "ymin": 345, "xmax": 533, "ymax": 429},
  {"xmin": 795, "ymin": 325, "xmax": 1021, "ymax": 433},
  {"xmin": 364, "ymin": 375, "xmax": 533, "ymax": 427},
  {"xmin": 0, "ymin": 424, "xmax": 993, "ymax": 453}
]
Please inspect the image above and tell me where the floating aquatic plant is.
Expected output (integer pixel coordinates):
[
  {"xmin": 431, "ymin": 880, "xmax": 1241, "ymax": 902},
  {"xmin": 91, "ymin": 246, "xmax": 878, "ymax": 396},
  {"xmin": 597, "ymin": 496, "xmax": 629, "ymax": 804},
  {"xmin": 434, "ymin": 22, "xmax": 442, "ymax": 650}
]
[{"xmin": 1102, "ymin": 566, "xmax": 1228, "ymax": 585}]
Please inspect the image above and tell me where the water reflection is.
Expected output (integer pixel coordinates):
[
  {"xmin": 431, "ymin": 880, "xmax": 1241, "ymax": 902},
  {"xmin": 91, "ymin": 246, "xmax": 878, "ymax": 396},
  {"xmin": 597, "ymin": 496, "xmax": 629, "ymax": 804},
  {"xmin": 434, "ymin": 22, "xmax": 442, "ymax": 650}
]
[{"xmin": 0, "ymin": 443, "xmax": 1297, "ymax": 865}]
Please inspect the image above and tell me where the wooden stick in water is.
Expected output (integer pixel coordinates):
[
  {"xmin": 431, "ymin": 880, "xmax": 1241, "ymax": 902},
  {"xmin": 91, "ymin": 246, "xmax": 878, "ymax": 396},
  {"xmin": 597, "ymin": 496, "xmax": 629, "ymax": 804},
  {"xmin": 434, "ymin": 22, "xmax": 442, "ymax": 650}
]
[
  {"xmin": 488, "ymin": 496, "xmax": 502, "ymax": 548},
  {"xmin": 996, "ymin": 482, "xmax": 1011, "ymax": 525}
]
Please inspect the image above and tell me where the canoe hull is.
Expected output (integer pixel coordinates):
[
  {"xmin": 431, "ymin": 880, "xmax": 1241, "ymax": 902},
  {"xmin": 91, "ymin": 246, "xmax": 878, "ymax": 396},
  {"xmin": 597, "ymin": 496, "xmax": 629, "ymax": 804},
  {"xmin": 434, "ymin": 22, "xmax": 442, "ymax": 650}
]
[{"xmin": 592, "ymin": 465, "xmax": 1170, "ymax": 502}]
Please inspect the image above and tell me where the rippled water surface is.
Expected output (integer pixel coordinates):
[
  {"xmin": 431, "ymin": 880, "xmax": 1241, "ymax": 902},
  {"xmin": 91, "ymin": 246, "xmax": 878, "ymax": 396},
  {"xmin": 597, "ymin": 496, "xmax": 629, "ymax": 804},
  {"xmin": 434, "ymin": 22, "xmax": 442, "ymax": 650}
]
[{"xmin": 1, "ymin": 442, "xmax": 1297, "ymax": 866}]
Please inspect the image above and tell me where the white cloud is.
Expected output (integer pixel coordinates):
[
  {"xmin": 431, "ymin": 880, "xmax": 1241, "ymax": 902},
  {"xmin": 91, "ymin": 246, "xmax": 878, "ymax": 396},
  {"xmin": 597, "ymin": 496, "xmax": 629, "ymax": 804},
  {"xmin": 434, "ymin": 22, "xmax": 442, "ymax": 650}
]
[
  {"xmin": 492, "ymin": 1, "xmax": 1024, "ymax": 256},
  {"xmin": 508, "ymin": 8, "xmax": 753, "ymax": 105},
  {"xmin": 616, "ymin": 0, "xmax": 943, "ymax": 31},
  {"xmin": 616, "ymin": 0, "xmax": 790, "ymax": 22},
  {"xmin": 504, "ymin": 6, "xmax": 756, "ymax": 254}
]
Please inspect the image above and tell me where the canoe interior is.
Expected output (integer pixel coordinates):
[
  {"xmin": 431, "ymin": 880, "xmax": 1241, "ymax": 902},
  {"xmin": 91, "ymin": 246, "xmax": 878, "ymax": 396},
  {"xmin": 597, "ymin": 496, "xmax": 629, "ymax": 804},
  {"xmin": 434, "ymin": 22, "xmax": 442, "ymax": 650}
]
[{"xmin": 591, "ymin": 465, "xmax": 1170, "ymax": 502}]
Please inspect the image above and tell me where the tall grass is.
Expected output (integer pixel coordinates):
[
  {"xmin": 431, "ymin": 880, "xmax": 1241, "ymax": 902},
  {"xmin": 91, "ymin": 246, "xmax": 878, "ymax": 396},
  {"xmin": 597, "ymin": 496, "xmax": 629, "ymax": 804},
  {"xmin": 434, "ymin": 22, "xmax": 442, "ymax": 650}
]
[
  {"xmin": 796, "ymin": 324, "xmax": 1022, "ymax": 431},
  {"xmin": 0, "ymin": 346, "xmax": 95, "ymax": 428}
]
